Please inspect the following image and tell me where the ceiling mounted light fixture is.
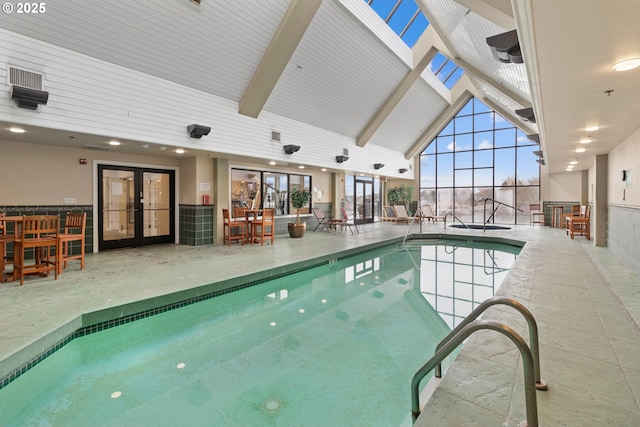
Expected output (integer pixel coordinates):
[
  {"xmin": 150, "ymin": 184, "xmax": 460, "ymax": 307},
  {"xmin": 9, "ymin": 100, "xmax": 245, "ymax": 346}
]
[
  {"xmin": 576, "ymin": 147, "xmax": 586, "ymax": 153},
  {"xmin": 611, "ymin": 58, "xmax": 640, "ymax": 72},
  {"xmin": 374, "ymin": 163, "xmax": 385, "ymax": 170},
  {"xmin": 536, "ymin": 158, "xmax": 545, "ymax": 165},
  {"xmin": 526, "ymin": 134, "xmax": 540, "ymax": 144},
  {"xmin": 336, "ymin": 155, "xmax": 349, "ymax": 163},
  {"xmin": 585, "ymin": 125, "xmax": 600, "ymax": 132},
  {"xmin": 533, "ymin": 150, "xmax": 543, "ymax": 157},
  {"xmin": 579, "ymin": 137, "xmax": 591, "ymax": 144},
  {"xmin": 399, "ymin": 168, "xmax": 408, "ymax": 174}
]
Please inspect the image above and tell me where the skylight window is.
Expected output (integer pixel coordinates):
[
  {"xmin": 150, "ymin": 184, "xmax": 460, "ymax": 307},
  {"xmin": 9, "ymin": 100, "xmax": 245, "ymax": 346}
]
[
  {"xmin": 365, "ymin": 1, "xmax": 464, "ymax": 89},
  {"xmin": 365, "ymin": 0, "xmax": 429, "ymax": 48},
  {"xmin": 429, "ymin": 52, "xmax": 464, "ymax": 89}
]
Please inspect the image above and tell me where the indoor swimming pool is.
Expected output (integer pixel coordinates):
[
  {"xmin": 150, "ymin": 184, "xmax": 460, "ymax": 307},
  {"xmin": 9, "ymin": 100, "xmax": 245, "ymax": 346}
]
[{"xmin": 0, "ymin": 239, "xmax": 520, "ymax": 426}]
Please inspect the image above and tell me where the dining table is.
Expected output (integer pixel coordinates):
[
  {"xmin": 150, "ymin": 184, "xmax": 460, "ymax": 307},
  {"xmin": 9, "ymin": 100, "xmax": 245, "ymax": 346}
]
[{"xmin": 243, "ymin": 209, "xmax": 263, "ymax": 243}]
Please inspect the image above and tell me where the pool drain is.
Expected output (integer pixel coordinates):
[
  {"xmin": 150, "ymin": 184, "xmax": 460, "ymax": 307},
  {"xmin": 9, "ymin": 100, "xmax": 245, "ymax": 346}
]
[{"xmin": 264, "ymin": 398, "xmax": 282, "ymax": 413}]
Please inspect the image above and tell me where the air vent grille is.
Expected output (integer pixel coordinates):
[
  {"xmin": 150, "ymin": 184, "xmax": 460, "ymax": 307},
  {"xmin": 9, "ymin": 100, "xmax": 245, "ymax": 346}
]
[
  {"xmin": 271, "ymin": 131, "xmax": 281, "ymax": 142},
  {"xmin": 82, "ymin": 144, "xmax": 110, "ymax": 151},
  {"xmin": 8, "ymin": 66, "xmax": 43, "ymax": 90}
]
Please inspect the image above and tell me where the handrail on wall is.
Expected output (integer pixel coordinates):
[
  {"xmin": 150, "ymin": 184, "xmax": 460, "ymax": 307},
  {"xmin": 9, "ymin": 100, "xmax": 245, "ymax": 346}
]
[{"xmin": 410, "ymin": 297, "xmax": 548, "ymax": 426}]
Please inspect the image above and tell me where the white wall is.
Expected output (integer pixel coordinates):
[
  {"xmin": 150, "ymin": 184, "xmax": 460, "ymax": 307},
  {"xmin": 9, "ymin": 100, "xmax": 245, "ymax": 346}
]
[
  {"xmin": 608, "ymin": 126, "xmax": 640, "ymax": 207},
  {"xmin": 540, "ymin": 171, "xmax": 581, "ymax": 202},
  {"xmin": 0, "ymin": 29, "xmax": 414, "ymax": 180}
]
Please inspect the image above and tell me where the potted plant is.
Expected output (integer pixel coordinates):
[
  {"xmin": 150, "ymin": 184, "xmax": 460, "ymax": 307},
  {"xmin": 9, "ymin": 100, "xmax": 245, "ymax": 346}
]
[
  {"xmin": 387, "ymin": 184, "xmax": 414, "ymax": 211},
  {"xmin": 288, "ymin": 186, "xmax": 312, "ymax": 238}
]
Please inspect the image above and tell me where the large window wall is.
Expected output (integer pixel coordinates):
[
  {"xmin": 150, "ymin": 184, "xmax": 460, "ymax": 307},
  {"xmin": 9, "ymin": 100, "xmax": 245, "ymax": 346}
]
[{"xmin": 420, "ymin": 98, "xmax": 539, "ymax": 224}]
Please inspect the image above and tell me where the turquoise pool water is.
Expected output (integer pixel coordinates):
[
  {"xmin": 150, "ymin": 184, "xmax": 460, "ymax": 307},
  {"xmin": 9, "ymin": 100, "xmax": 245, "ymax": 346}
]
[{"xmin": 0, "ymin": 240, "xmax": 519, "ymax": 426}]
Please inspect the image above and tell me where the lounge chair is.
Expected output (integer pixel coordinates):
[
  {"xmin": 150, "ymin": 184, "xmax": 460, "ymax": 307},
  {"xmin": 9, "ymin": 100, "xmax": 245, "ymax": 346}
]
[
  {"xmin": 392, "ymin": 205, "xmax": 413, "ymax": 224},
  {"xmin": 381, "ymin": 206, "xmax": 398, "ymax": 222},
  {"xmin": 422, "ymin": 204, "xmax": 445, "ymax": 223}
]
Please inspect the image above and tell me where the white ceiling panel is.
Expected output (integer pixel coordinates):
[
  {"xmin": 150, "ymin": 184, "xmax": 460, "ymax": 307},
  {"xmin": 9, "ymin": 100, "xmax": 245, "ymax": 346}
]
[
  {"xmin": 0, "ymin": 0, "xmax": 289, "ymax": 101},
  {"xmin": 264, "ymin": 0, "xmax": 410, "ymax": 138},
  {"xmin": 369, "ymin": 79, "xmax": 449, "ymax": 153}
]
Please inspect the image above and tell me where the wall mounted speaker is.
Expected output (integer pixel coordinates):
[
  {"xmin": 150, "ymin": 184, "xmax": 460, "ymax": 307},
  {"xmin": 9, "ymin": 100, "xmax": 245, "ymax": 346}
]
[
  {"xmin": 187, "ymin": 124, "xmax": 211, "ymax": 138},
  {"xmin": 283, "ymin": 144, "xmax": 300, "ymax": 154},
  {"xmin": 11, "ymin": 85, "xmax": 49, "ymax": 110}
]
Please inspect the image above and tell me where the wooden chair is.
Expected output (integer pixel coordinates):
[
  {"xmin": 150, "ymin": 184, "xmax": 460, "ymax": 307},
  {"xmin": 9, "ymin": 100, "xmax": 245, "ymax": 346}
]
[
  {"xmin": 530, "ymin": 203, "xmax": 544, "ymax": 225},
  {"xmin": 251, "ymin": 208, "xmax": 274, "ymax": 245},
  {"xmin": 566, "ymin": 205, "xmax": 591, "ymax": 240},
  {"xmin": 223, "ymin": 208, "xmax": 246, "ymax": 246},
  {"xmin": 57, "ymin": 212, "xmax": 87, "ymax": 275},
  {"xmin": 0, "ymin": 212, "xmax": 15, "ymax": 282},
  {"xmin": 561, "ymin": 204, "xmax": 581, "ymax": 230},
  {"xmin": 339, "ymin": 207, "xmax": 360, "ymax": 235},
  {"xmin": 13, "ymin": 215, "xmax": 60, "ymax": 286}
]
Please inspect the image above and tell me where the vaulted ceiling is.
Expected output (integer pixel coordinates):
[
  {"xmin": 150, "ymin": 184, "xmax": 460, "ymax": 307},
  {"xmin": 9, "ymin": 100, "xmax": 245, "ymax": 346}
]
[{"xmin": 0, "ymin": 0, "xmax": 638, "ymax": 174}]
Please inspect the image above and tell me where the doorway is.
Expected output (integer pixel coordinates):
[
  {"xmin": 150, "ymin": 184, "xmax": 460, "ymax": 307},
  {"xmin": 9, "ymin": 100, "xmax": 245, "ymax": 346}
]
[{"xmin": 98, "ymin": 165, "xmax": 175, "ymax": 250}]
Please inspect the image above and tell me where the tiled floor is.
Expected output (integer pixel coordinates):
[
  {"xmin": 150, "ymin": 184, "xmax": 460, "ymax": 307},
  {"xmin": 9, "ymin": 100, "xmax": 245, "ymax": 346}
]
[{"xmin": 1, "ymin": 221, "xmax": 639, "ymax": 426}]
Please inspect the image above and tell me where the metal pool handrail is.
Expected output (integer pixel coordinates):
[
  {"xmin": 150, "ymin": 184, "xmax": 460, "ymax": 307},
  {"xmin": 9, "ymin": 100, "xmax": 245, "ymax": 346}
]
[
  {"xmin": 433, "ymin": 297, "xmax": 546, "ymax": 391},
  {"xmin": 443, "ymin": 212, "xmax": 469, "ymax": 229},
  {"xmin": 483, "ymin": 198, "xmax": 524, "ymax": 231},
  {"xmin": 410, "ymin": 320, "xmax": 540, "ymax": 426},
  {"xmin": 401, "ymin": 207, "xmax": 424, "ymax": 245}
]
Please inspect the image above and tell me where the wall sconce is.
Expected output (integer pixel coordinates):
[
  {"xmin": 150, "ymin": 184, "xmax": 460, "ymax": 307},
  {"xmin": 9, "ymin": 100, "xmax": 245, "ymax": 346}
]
[
  {"xmin": 187, "ymin": 124, "xmax": 211, "ymax": 138},
  {"xmin": 11, "ymin": 86, "xmax": 49, "ymax": 110},
  {"xmin": 515, "ymin": 107, "xmax": 536, "ymax": 123},
  {"xmin": 336, "ymin": 155, "xmax": 349, "ymax": 163},
  {"xmin": 283, "ymin": 144, "xmax": 300, "ymax": 154},
  {"xmin": 486, "ymin": 30, "xmax": 523, "ymax": 64},
  {"xmin": 399, "ymin": 168, "xmax": 408, "ymax": 174},
  {"xmin": 374, "ymin": 163, "xmax": 385, "ymax": 170}
]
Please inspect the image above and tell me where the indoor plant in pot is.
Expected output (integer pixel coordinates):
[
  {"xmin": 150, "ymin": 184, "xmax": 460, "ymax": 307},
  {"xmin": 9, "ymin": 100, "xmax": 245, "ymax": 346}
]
[{"xmin": 288, "ymin": 186, "xmax": 312, "ymax": 238}]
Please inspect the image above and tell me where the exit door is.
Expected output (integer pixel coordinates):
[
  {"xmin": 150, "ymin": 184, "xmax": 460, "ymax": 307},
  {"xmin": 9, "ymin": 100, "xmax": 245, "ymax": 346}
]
[{"xmin": 98, "ymin": 165, "xmax": 175, "ymax": 250}]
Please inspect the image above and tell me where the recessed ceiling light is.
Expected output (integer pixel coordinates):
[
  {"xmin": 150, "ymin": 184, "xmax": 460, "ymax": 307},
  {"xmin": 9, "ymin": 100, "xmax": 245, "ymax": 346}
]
[
  {"xmin": 566, "ymin": 167, "xmax": 573, "ymax": 172},
  {"xmin": 611, "ymin": 58, "xmax": 640, "ymax": 72},
  {"xmin": 9, "ymin": 127, "xmax": 25, "ymax": 133},
  {"xmin": 321, "ymin": 168, "xmax": 327, "ymax": 172},
  {"xmin": 570, "ymin": 160, "xmax": 578, "ymax": 165},
  {"xmin": 269, "ymin": 160, "xmax": 276, "ymax": 165},
  {"xmin": 579, "ymin": 137, "xmax": 591, "ymax": 144},
  {"xmin": 175, "ymin": 148, "xmax": 185, "ymax": 154},
  {"xmin": 576, "ymin": 147, "xmax": 586, "ymax": 153},
  {"xmin": 108, "ymin": 140, "xmax": 121, "ymax": 146},
  {"xmin": 585, "ymin": 125, "xmax": 600, "ymax": 132},
  {"xmin": 298, "ymin": 165, "xmax": 304, "ymax": 169}
]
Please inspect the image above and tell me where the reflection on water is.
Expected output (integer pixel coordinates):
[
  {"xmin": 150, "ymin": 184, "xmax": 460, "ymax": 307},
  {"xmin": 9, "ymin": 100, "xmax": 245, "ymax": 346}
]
[{"xmin": 0, "ymin": 240, "xmax": 519, "ymax": 427}]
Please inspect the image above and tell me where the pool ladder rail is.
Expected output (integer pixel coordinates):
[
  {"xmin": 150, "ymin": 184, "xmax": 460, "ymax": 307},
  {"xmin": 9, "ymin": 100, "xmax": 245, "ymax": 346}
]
[{"xmin": 410, "ymin": 296, "xmax": 548, "ymax": 427}]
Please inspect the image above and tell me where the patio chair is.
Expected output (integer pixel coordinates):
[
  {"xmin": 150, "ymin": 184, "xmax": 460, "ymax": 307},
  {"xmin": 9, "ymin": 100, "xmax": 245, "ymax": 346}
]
[
  {"xmin": 312, "ymin": 208, "xmax": 340, "ymax": 232},
  {"xmin": 566, "ymin": 205, "xmax": 591, "ymax": 240},
  {"xmin": 340, "ymin": 208, "xmax": 359, "ymax": 235},
  {"xmin": 57, "ymin": 212, "xmax": 86, "ymax": 275},
  {"xmin": 530, "ymin": 203, "xmax": 544, "ymax": 225}
]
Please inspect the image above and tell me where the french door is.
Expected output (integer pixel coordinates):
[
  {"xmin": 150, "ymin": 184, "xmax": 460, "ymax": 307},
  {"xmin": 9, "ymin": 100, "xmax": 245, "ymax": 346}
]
[
  {"xmin": 354, "ymin": 178, "xmax": 374, "ymax": 224},
  {"xmin": 98, "ymin": 165, "xmax": 175, "ymax": 250}
]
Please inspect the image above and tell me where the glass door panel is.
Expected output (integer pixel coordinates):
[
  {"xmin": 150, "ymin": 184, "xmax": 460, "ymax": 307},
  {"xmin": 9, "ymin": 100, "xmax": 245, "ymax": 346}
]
[
  {"xmin": 101, "ymin": 169, "xmax": 136, "ymax": 246},
  {"xmin": 99, "ymin": 165, "xmax": 174, "ymax": 250}
]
